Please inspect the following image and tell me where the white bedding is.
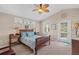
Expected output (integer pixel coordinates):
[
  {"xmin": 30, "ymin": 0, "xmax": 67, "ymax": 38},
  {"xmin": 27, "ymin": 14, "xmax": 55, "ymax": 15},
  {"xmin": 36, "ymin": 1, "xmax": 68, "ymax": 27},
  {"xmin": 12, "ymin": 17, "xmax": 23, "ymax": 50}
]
[
  {"xmin": 20, "ymin": 35, "xmax": 42, "ymax": 49},
  {"xmin": 21, "ymin": 37, "xmax": 35, "ymax": 49}
]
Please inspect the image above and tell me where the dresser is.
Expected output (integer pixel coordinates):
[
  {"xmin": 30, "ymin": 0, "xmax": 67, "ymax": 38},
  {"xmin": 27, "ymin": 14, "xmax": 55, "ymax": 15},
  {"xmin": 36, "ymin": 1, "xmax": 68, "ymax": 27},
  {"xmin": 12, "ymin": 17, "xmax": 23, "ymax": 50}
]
[{"xmin": 72, "ymin": 39, "xmax": 79, "ymax": 55}]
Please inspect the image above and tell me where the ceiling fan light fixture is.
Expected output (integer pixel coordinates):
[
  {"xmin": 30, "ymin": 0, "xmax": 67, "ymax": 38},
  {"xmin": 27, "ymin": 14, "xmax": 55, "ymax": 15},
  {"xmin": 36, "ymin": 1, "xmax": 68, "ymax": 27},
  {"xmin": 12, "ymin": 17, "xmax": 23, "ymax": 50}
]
[
  {"xmin": 33, "ymin": 4, "xmax": 49, "ymax": 14},
  {"xmin": 38, "ymin": 9, "xmax": 43, "ymax": 12}
]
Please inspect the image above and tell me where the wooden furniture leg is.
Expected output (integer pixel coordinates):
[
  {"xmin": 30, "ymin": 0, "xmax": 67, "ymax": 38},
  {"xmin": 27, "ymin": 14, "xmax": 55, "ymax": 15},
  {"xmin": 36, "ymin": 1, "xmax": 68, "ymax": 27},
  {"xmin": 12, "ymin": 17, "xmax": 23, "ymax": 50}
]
[
  {"xmin": 35, "ymin": 47, "xmax": 37, "ymax": 55},
  {"xmin": 35, "ymin": 39, "xmax": 37, "ymax": 55},
  {"xmin": 49, "ymin": 35, "xmax": 50, "ymax": 45}
]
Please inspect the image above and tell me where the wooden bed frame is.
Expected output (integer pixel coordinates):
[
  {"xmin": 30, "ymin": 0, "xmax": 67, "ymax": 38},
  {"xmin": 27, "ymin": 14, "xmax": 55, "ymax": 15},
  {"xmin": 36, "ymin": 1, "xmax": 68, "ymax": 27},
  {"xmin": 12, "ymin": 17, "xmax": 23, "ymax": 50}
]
[{"xmin": 19, "ymin": 29, "xmax": 50, "ymax": 55}]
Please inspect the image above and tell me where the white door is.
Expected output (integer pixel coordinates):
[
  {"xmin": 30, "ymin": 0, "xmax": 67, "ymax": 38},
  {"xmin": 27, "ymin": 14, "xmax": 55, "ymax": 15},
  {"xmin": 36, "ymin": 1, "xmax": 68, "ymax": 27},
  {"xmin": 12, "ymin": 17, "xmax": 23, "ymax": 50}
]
[{"xmin": 58, "ymin": 20, "xmax": 71, "ymax": 44}]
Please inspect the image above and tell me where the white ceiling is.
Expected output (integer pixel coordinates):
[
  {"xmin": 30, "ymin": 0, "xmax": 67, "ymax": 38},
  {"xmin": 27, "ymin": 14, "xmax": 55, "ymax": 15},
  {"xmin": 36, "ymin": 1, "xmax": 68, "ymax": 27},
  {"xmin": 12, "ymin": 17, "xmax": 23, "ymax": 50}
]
[{"xmin": 0, "ymin": 4, "xmax": 79, "ymax": 21}]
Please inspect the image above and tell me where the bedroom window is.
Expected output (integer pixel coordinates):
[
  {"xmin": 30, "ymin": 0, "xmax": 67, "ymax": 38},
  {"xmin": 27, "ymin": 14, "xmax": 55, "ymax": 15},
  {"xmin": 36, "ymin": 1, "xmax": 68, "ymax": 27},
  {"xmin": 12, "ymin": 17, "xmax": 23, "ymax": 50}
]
[
  {"xmin": 23, "ymin": 19, "xmax": 32, "ymax": 29},
  {"xmin": 14, "ymin": 17, "xmax": 23, "ymax": 24},
  {"xmin": 60, "ymin": 22, "xmax": 67, "ymax": 37},
  {"xmin": 27, "ymin": 21, "xmax": 32, "ymax": 29},
  {"xmin": 44, "ymin": 23, "xmax": 50, "ymax": 33},
  {"xmin": 14, "ymin": 17, "xmax": 35, "ymax": 29}
]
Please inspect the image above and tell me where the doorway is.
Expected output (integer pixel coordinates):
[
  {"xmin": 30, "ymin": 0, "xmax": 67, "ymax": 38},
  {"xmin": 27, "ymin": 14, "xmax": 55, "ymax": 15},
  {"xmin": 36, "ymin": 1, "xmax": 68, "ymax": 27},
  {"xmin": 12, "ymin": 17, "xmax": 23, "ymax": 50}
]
[{"xmin": 58, "ymin": 20, "xmax": 71, "ymax": 44}]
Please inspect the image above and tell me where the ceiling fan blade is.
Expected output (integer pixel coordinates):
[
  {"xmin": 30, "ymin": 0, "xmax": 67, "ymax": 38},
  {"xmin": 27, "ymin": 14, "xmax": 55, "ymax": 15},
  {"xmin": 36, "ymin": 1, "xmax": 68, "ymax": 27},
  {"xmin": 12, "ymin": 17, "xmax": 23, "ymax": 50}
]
[
  {"xmin": 32, "ymin": 9, "xmax": 38, "ymax": 11},
  {"xmin": 34, "ymin": 4, "xmax": 41, "ymax": 8},
  {"xmin": 44, "ymin": 9, "xmax": 49, "ymax": 12},
  {"xmin": 38, "ymin": 11, "xmax": 43, "ymax": 14},
  {"xmin": 43, "ymin": 4, "xmax": 49, "ymax": 8},
  {"xmin": 40, "ymin": 4, "xmax": 42, "ymax": 9}
]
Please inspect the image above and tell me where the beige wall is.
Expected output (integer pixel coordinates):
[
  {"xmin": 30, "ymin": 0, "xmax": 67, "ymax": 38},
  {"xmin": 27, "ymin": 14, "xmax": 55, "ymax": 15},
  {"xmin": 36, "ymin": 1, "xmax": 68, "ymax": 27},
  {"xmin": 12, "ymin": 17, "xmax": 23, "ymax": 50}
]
[
  {"xmin": 0, "ymin": 13, "xmax": 13, "ymax": 35},
  {"xmin": 41, "ymin": 8, "xmax": 79, "ymax": 40}
]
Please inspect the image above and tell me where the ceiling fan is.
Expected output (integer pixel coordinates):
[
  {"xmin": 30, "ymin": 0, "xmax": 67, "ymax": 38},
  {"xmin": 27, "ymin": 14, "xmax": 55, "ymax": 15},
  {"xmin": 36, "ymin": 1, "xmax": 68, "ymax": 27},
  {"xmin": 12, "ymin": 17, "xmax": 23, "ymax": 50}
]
[{"xmin": 33, "ymin": 4, "xmax": 49, "ymax": 14}]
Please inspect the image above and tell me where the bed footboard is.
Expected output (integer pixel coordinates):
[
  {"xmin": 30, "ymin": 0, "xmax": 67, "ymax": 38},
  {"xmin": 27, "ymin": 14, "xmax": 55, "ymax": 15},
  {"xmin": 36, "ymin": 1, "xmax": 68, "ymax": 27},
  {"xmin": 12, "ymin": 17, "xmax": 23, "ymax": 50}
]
[{"xmin": 35, "ymin": 35, "xmax": 50, "ymax": 55}]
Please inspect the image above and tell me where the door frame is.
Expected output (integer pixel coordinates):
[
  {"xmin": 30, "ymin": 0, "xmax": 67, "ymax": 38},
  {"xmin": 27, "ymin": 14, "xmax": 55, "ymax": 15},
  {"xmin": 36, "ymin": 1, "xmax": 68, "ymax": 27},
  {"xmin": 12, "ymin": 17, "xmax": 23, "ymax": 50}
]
[{"xmin": 58, "ymin": 19, "xmax": 71, "ymax": 44}]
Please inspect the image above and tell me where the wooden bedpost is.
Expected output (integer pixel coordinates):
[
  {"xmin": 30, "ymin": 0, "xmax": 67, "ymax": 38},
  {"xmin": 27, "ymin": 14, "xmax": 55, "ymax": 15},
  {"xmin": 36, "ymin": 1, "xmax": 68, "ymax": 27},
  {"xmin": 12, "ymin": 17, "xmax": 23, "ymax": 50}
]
[
  {"xmin": 35, "ymin": 47, "xmax": 37, "ymax": 55},
  {"xmin": 9, "ymin": 34, "xmax": 12, "ymax": 50},
  {"xmin": 49, "ymin": 35, "xmax": 51, "ymax": 45},
  {"xmin": 35, "ymin": 39, "xmax": 37, "ymax": 55}
]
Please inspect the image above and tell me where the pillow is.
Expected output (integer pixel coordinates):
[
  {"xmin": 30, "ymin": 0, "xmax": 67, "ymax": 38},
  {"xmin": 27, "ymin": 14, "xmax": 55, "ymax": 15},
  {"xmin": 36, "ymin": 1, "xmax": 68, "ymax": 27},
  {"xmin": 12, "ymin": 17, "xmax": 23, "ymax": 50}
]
[
  {"xmin": 26, "ymin": 32, "xmax": 28, "ymax": 37},
  {"xmin": 21, "ymin": 32, "xmax": 27, "ymax": 39},
  {"xmin": 26, "ymin": 32, "xmax": 35, "ymax": 37},
  {"xmin": 34, "ymin": 32, "xmax": 36, "ymax": 35}
]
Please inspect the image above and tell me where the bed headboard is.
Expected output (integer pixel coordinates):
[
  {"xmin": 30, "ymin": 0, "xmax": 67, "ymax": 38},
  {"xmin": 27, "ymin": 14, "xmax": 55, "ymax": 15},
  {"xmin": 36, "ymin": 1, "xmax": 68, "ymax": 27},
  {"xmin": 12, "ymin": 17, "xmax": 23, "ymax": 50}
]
[
  {"xmin": 19, "ymin": 29, "xmax": 33, "ymax": 40},
  {"xmin": 20, "ymin": 29, "xmax": 33, "ymax": 32}
]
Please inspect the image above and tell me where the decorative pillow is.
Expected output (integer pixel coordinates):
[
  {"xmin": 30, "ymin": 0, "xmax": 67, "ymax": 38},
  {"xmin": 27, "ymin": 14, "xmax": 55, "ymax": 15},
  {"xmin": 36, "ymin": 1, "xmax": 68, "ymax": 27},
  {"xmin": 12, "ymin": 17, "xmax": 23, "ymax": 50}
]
[
  {"xmin": 26, "ymin": 32, "xmax": 28, "ymax": 37},
  {"xmin": 26, "ymin": 32, "xmax": 35, "ymax": 37},
  {"xmin": 34, "ymin": 32, "xmax": 36, "ymax": 35},
  {"xmin": 21, "ymin": 32, "xmax": 27, "ymax": 39}
]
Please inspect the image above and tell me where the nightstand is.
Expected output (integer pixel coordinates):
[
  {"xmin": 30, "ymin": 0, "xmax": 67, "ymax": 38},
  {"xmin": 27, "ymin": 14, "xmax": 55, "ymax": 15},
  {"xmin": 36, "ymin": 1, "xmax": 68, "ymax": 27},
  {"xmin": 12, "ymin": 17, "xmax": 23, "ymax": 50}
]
[{"xmin": 9, "ymin": 34, "xmax": 20, "ymax": 45}]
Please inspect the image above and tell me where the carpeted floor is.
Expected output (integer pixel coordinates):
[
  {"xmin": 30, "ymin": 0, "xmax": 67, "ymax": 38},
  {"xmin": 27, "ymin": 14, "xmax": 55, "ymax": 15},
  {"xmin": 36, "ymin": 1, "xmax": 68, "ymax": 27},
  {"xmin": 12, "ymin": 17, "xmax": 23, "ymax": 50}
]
[{"xmin": 12, "ymin": 40, "xmax": 71, "ymax": 55}]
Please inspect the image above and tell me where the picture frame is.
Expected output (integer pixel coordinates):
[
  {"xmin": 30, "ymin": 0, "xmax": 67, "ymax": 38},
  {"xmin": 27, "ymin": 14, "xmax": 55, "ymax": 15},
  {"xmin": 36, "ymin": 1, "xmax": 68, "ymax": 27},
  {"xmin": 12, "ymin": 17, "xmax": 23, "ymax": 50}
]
[{"xmin": 52, "ymin": 24, "xmax": 56, "ymax": 30}]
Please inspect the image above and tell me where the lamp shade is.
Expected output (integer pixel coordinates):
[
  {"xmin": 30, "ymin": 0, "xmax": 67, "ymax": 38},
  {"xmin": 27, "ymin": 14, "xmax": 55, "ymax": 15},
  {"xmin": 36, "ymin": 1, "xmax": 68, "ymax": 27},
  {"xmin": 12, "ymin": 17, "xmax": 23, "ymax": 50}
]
[{"xmin": 73, "ymin": 23, "xmax": 79, "ymax": 29}]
